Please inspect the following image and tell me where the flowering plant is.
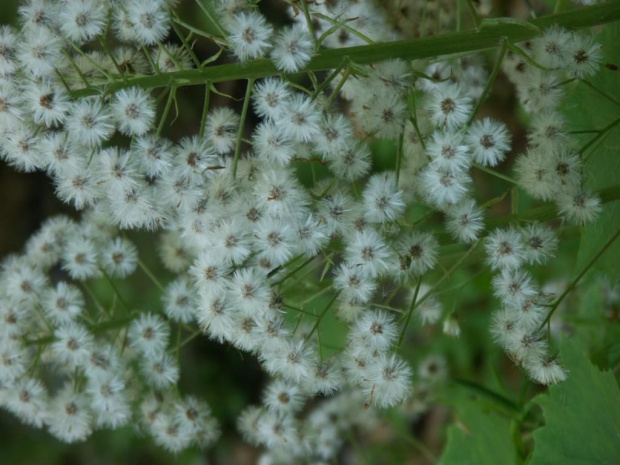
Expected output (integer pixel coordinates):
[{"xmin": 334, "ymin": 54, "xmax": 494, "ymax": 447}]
[{"xmin": 1, "ymin": 0, "xmax": 620, "ymax": 463}]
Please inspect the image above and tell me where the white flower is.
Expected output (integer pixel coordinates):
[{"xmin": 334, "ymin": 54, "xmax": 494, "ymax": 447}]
[
  {"xmin": 421, "ymin": 165, "xmax": 471, "ymax": 208},
  {"xmin": 271, "ymin": 24, "xmax": 314, "ymax": 72},
  {"xmin": 42, "ymin": 282, "xmax": 84, "ymax": 325},
  {"xmin": 52, "ymin": 322, "xmax": 94, "ymax": 367},
  {"xmin": 99, "ymin": 237, "xmax": 138, "ymax": 278},
  {"xmin": 397, "ymin": 231, "xmax": 439, "ymax": 277},
  {"xmin": 362, "ymin": 172, "xmax": 406, "ymax": 224},
  {"xmin": 485, "ymin": 228, "xmax": 526, "ymax": 271},
  {"xmin": 112, "ymin": 87, "xmax": 155, "ymax": 137},
  {"xmin": 326, "ymin": 142, "xmax": 373, "ymax": 181},
  {"xmin": 253, "ymin": 122, "xmax": 294, "ymax": 166},
  {"xmin": 62, "ymin": 236, "xmax": 99, "ymax": 280},
  {"xmin": 520, "ymin": 223, "xmax": 559, "ymax": 265},
  {"xmin": 128, "ymin": 313, "xmax": 170, "ymax": 357},
  {"xmin": 364, "ymin": 353, "xmax": 413, "ymax": 408},
  {"xmin": 533, "ymin": 27, "xmax": 571, "ymax": 68},
  {"xmin": 427, "ymin": 130, "xmax": 471, "ymax": 173},
  {"xmin": 46, "ymin": 385, "xmax": 93, "ymax": 443},
  {"xmin": 492, "ymin": 269, "xmax": 539, "ymax": 309},
  {"xmin": 426, "ymin": 83, "xmax": 472, "ymax": 130},
  {"xmin": 197, "ymin": 288, "xmax": 235, "ymax": 343},
  {"xmin": 162, "ymin": 276, "xmax": 196, "ymax": 324},
  {"xmin": 228, "ymin": 267, "xmax": 271, "ymax": 316},
  {"xmin": 3, "ymin": 377, "xmax": 48, "ymax": 427},
  {"xmin": 87, "ymin": 375, "xmax": 131, "ymax": 429},
  {"xmin": 66, "ymin": 97, "xmax": 115, "ymax": 147},
  {"xmin": 17, "ymin": 27, "xmax": 63, "ymax": 77},
  {"xmin": 0, "ymin": 26, "xmax": 18, "ymax": 76},
  {"xmin": 205, "ymin": 107, "xmax": 239, "ymax": 155},
  {"xmin": 557, "ymin": 188, "xmax": 601, "ymax": 225},
  {"xmin": 254, "ymin": 218, "xmax": 297, "ymax": 268},
  {"xmin": 227, "ymin": 11, "xmax": 273, "ymax": 61},
  {"xmin": 566, "ymin": 34, "xmax": 602, "ymax": 79},
  {"xmin": 525, "ymin": 356, "xmax": 567, "ymax": 385},
  {"xmin": 263, "ymin": 379, "xmax": 307, "ymax": 414},
  {"xmin": 252, "ymin": 78, "xmax": 291, "ymax": 121},
  {"xmin": 24, "ymin": 79, "xmax": 71, "ymax": 127},
  {"xmin": 344, "ymin": 229, "xmax": 394, "ymax": 279},
  {"xmin": 277, "ymin": 93, "xmax": 321, "ymax": 143},
  {"xmin": 348, "ymin": 310, "xmax": 398, "ymax": 354},
  {"xmin": 59, "ymin": 0, "xmax": 107, "ymax": 44},
  {"xmin": 445, "ymin": 198, "xmax": 485, "ymax": 243},
  {"xmin": 140, "ymin": 353, "xmax": 180, "ymax": 389},
  {"xmin": 126, "ymin": 0, "xmax": 170, "ymax": 45},
  {"xmin": 466, "ymin": 118, "xmax": 511, "ymax": 167},
  {"xmin": 333, "ymin": 263, "xmax": 377, "ymax": 305},
  {"xmin": 133, "ymin": 135, "xmax": 174, "ymax": 178}
]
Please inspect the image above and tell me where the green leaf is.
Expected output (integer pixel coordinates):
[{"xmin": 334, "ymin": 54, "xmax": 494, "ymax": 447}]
[
  {"xmin": 440, "ymin": 399, "xmax": 516, "ymax": 465},
  {"xmin": 564, "ymin": 23, "xmax": 620, "ymax": 284},
  {"xmin": 530, "ymin": 339, "xmax": 620, "ymax": 465}
]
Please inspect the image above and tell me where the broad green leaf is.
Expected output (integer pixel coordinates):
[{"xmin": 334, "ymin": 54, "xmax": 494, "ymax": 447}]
[
  {"xmin": 563, "ymin": 23, "xmax": 620, "ymax": 284},
  {"xmin": 440, "ymin": 399, "xmax": 516, "ymax": 465},
  {"xmin": 530, "ymin": 339, "xmax": 620, "ymax": 465}
]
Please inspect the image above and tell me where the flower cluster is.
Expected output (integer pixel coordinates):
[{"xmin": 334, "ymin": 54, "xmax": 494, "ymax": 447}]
[{"xmin": 0, "ymin": 0, "xmax": 608, "ymax": 461}]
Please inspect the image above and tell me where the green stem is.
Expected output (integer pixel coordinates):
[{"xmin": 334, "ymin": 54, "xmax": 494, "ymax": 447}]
[
  {"xmin": 395, "ymin": 131, "xmax": 405, "ymax": 185},
  {"xmin": 138, "ymin": 259, "xmax": 166, "ymax": 293},
  {"xmin": 398, "ymin": 278, "xmax": 422, "ymax": 348},
  {"xmin": 465, "ymin": 0, "xmax": 481, "ymax": 28},
  {"xmin": 232, "ymin": 78, "xmax": 254, "ymax": 179},
  {"xmin": 539, "ymin": 227, "xmax": 620, "ymax": 329},
  {"xmin": 304, "ymin": 291, "xmax": 341, "ymax": 342},
  {"xmin": 156, "ymin": 86, "xmax": 177, "ymax": 136},
  {"xmin": 581, "ymin": 116, "xmax": 620, "ymax": 161},
  {"xmin": 69, "ymin": 3, "xmax": 620, "ymax": 98},
  {"xmin": 468, "ymin": 39, "xmax": 507, "ymax": 125},
  {"xmin": 199, "ymin": 82, "xmax": 211, "ymax": 138},
  {"xmin": 473, "ymin": 163, "xmax": 518, "ymax": 184}
]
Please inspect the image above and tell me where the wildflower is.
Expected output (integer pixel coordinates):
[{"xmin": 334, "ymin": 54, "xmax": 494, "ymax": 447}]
[
  {"xmin": 344, "ymin": 229, "xmax": 394, "ymax": 278},
  {"xmin": 557, "ymin": 188, "xmax": 601, "ymax": 225},
  {"xmin": 445, "ymin": 198, "xmax": 485, "ymax": 243},
  {"xmin": 485, "ymin": 228, "xmax": 526, "ymax": 271},
  {"xmin": 364, "ymin": 353, "xmax": 413, "ymax": 408},
  {"xmin": 466, "ymin": 118, "xmax": 511, "ymax": 167},
  {"xmin": 111, "ymin": 87, "xmax": 156, "ymax": 137},
  {"xmin": 59, "ymin": 0, "xmax": 107, "ymax": 44},
  {"xmin": 227, "ymin": 11, "xmax": 273, "ymax": 61},
  {"xmin": 271, "ymin": 24, "xmax": 313, "ymax": 72},
  {"xmin": 205, "ymin": 107, "xmax": 239, "ymax": 155},
  {"xmin": 427, "ymin": 83, "xmax": 472, "ymax": 129},
  {"xmin": 65, "ymin": 97, "xmax": 115, "ymax": 147},
  {"xmin": 46, "ymin": 385, "xmax": 93, "ymax": 443},
  {"xmin": 362, "ymin": 172, "xmax": 406, "ymax": 224},
  {"xmin": 128, "ymin": 313, "xmax": 170, "ymax": 357},
  {"xmin": 100, "ymin": 237, "xmax": 138, "ymax": 278}
]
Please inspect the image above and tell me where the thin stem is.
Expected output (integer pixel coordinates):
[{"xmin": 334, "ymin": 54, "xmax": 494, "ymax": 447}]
[
  {"xmin": 275, "ymin": 256, "xmax": 316, "ymax": 285},
  {"xmin": 232, "ymin": 79, "xmax": 255, "ymax": 178},
  {"xmin": 193, "ymin": 0, "xmax": 228, "ymax": 42},
  {"xmin": 199, "ymin": 83, "xmax": 211, "ymax": 138},
  {"xmin": 300, "ymin": 0, "xmax": 320, "ymax": 50},
  {"xmin": 101, "ymin": 269, "xmax": 130, "ymax": 311},
  {"xmin": 304, "ymin": 291, "xmax": 341, "ymax": 342},
  {"xmin": 468, "ymin": 39, "xmax": 507, "ymax": 125},
  {"xmin": 138, "ymin": 259, "xmax": 166, "ymax": 293},
  {"xmin": 581, "ymin": 116, "xmax": 620, "ymax": 161},
  {"xmin": 398, "ymin": 278, "xmax": 422, "ymax": 348},
  {"xmin": 473, "ymin": 163, "xmax": 518, "ymax": 184},
  {"xmin": 395, "ymin": 131, "xmax": 405, "ymax": 185},
  {"xmin": 282, "ymin": 303, "xmax": 317, "ymax": 316},
  {"xmin": 539, "ymin": 227, "xmax": 620, "ymax": 329},
  {"xmin": 581, "ymin": 79, "xmax": 620, "ymax": 108},
  {"xmin": 156, "ymin": 86, "xmax": 177, "ymax": 136},
  {"xmin": 70, "ymin": 4, "xmax": 620, "ymax": 98},
  {"xmin": 311, "ymin": 59, "xmax": 348, "ymax": 100},
  {"xmin": 325, "ymin": 68, "xmax": 351, "ymax": 108},
  {"xmin": 465, "ymin": 0, "xmax": 481, "ymax": 28},
  {"xmin": 313, "ymin": 12, "xmax": 376, "ymax": 45}
]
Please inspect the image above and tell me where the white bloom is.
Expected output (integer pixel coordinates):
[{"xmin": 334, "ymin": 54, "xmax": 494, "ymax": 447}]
[
  {"xmin": 51, "ymin": 322, "xmax": 94, "ymax": 367},
  {"xmin": 344, "ymin": 229, "xmax": 394, "ymax": 279},
  {"xmin": 348, "ymin": 310, "xmax": 398, "ymax": 354},
  {"xmin": 362, "ymin": 172, "xmax": 406, "ymax": 224},
  {"xmin": 566, "ymin": 34, "xmax": 602, "ymax": 79},
  {"xmin": 520, "ymin": 223, "xmax": 558, "ymax": 265},
  {"xmin": 364, "ymin": 353, "xmax": 413, "ymax": 408},
  {"xmin": 128, "ymin": 313, "xmax": 170, "ymax": 357},
  {"xmin": 333, "ymin": 263, "xmax": 377, "ymax": 305},
  {"xmin": 140, "ymin": 353, "xmax": 180, "ymax": 389},
  {"xmin": 485, "ymin": 228, "xmax": 526, "ymax": 271},
  {"xmin": 126, "ymin": 0, "xmax": 170, "ymax": 45},
  {"xmin": 426, "ymin": 83, "xmax": 472, "ymax": 130},
  {"xmin": 397, "ymin": 231, "xmax": 439, "ymax": 277},
  {"xmin": 112, "ymin": 87, "xmax": 155, "ymax": 137},
  {"xmin": 525, "ymin": 356, "xmax": 567, "ymax": 385},
  {"xmin": 62, "ymin": 236, "xmax": 99, "ymax": 280},
  {"xmin": 263, "ymin": 379, "xmax": 307, "ymax": 414},
  {"xmin": 252, "ymin": 78, "xmax": 291, "ymax": 120},
  {"xmin": 0, "ymin": 26, "xmax": 19, "ymax": 76},
  {"xmin": 24, "ymin": 79, "xmax": 71, "ymax": 127},
  {"xmin": 421, "ymin": 165, "xmax": 471, "ymax": 208},
  {"xmin": 427, "ymin": 130, "xmax": 471, "ymax": 173},
  {"xmin": 445, "ymin": 198, "xmax": 485, "ymax": 243},
  {"xmin": 46, "ymin": 385, "xmax": 93, "ymax": 443},
  {"xmin": 87, "ymin": 375, "xmax": 131, "ymax": 428},
  {"xmin": 557, "ymin": 188, "xmax": 601, "ymax": 225},
  {"xmin": 42, "ymin": 282, "xmax": 84, "ymax": 325},
  {"xmin": 205, "ymin": 107, "xmax": 239, "ymax": 155},
  {"xmin": 253, "ymin": 122, "xmax": 294, "ymax": 166},
  {"xmin": 59, "ymin": 0, "xmax": 107, "ymax": 44},
  {"xmin": 271, "ymin": 24, "xmax": 313, "ymax": 72},
  {"xmin": 163, "ymin": 276, "xmax": 196, "ymax": 324},
  {"xmin": 3, "ymin": 377, "xmax": 47, "ymax": 427},
  {"xmin": 17, "ymin": 27, "xmax": 63, "ymax": 77},
  {"xmin": 99, "ymin": 237, "xmax": 138, "ymax": 278},
  {"xmin": 466, "ymin": 118, "xmax": 511, "ymax": 167},
  {"xmin": 492, "ymin": 269, "xmax": 539, "ymax": 308},
  {"xmin": 66, "ymin": 97, "xmax": 115, "ymax": 147},
  {"xmin": 277, "ymin": 93, "xmax": 321, "ymax": 143},
  {"xmin": 227, "ymin": 11, "xmax": 273, "ymax": 61}
]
